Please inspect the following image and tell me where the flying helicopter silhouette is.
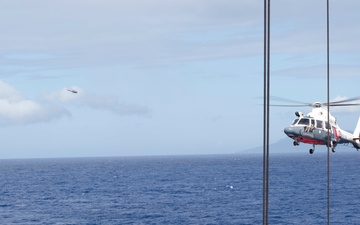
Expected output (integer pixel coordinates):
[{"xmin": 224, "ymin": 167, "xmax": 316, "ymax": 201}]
[
  {"xmin": 67, "ymin": 88, "xmax": 78, "ymax": 94},
  {"xmin": 273, "ymin": 97, "xmax": 360, "ymax": 154}
]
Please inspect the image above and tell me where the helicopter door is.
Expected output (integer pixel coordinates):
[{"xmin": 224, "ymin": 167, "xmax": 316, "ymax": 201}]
[{"xmin": 332, "ymin": 127, "xmax": 340, "ymax": 141}]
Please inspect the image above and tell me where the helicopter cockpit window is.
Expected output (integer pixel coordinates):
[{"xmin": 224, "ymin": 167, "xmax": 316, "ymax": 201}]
[
  {"xmin": 298, "ymin": 118, "xmax": 309, "ymax": 126},
  {"xmin": 316, "ymin": 120, "xmax": 323, "ymax": 128},
  {"xmin": 292, "ymin": 119, "xmax": 299, "ymax": 125}
]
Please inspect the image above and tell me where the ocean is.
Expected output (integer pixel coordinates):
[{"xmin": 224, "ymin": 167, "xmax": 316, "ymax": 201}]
[{"xmin": 0, "ymin": 152, "xmax": 359, "ymax": 224}]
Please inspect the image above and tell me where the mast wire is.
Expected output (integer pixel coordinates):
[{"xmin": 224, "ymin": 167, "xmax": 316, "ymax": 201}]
[
  {"xmin": 263, "ymin": 0, "xmax": 270, "ymax": 224},
  {"xmin": 326, "ymin": 0, "xmax": 331, "ymax": 224},
  {"xmin": 263, "ymin": 1, "xmax": 330, "ymax": 224}
]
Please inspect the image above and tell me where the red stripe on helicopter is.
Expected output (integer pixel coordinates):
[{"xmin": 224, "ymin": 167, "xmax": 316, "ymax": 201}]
[
  {"xmin": 333, "ymin": 127, "xmax": 340, "ymax": 141},
  {"xmin": 294, "ymin": 137, "xmax": 326, "ymax": 145}
]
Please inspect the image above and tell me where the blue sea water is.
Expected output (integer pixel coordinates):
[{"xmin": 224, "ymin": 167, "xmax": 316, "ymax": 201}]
[{"xmin": 0, "ymin": 153, "xmax": 359, "ymax": 224}]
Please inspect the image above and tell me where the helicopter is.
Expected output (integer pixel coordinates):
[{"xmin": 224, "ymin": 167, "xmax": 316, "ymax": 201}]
[
  {"xmin": 275, "ymin": 97, "xmax": 360, "ymax": 154},
  {"xmin": 67, "ymin": 88, "xmax": 78, "ymax": 94}
]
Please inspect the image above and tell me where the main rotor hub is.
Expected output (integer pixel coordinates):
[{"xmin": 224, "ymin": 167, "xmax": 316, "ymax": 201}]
[{"xmin": 312, "ymin": 102, "xmax": 322, "ymax": 108}]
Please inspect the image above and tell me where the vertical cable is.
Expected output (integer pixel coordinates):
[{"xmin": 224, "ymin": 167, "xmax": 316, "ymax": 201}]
[
  {"xmin": 263, "ymin": 0, "xmax": 267, "ymax": 222},
  {"xmin": 326, "ymin": 0, "xmax": 331, "ymax": 224},
  {"xmin": 263, "ymin": 0, "xmax": 270, "ymax": 224},
  {"xmin": 266, "ymin": 2, "xmax": 270, "ymax": 224}
]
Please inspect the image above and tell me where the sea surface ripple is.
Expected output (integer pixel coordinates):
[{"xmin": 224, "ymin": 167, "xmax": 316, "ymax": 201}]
[{"xmin": 0, "ymin": 153, "xmax": 359, "ymax": 224}]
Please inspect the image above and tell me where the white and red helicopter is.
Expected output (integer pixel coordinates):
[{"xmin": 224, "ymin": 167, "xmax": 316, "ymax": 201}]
[{"xmin": 275, "ymin": 97, "xmax": 360, "ymax": 154}]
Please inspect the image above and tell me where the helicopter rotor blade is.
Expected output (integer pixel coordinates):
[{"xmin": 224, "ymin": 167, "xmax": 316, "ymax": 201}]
[
  {"xmin": 271, "ymin": 96, "xmax": 311, "ymax": 105},
  {"xmin": 328, "ymin": 103, "xmax": 360, "ymax": 107},
  {"xmin": 271, "ymin": 104, "xmax": 310, "ymax": 107},
  {"xmin": 325, "ymin": 96, "xmax": 360, "ymax": 105},
  {"xmin": 267, "ymin": 96, "xmax": 360, "ymax": 108}
]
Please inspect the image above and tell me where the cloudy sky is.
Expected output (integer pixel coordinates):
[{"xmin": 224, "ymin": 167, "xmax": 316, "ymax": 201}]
[{"xmin": 1, "ymin": 0, "xmax": 360, "ymax": 158}]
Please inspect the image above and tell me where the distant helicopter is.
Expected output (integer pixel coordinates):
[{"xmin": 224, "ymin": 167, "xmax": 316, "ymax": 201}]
[
  {"xmin": 67, "ymin": 88, "xmax": 78, "ymax": 94},
  {"xmin": 274, "ymin": 97, "xmax": 360, "ymax": 154}
]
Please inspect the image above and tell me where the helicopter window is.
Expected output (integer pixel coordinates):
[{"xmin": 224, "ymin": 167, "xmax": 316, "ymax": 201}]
[
  {"xmin": 316, "ymin": 120, "xmax": 323, "ymax": 128},
  {"xmin": 298, "ymin": 118, "xmax": 309, "ymax": 126},
  {"xmin": 292, "ymin": 119, "xmax": 299, "ymax": 125},
  {"xmin": 325, "ymin": 122, "xmax": 331, "ymax": 129},
  {"xmin": 311, "ymin": 119, "xmax": 315, "ymax": 127}
]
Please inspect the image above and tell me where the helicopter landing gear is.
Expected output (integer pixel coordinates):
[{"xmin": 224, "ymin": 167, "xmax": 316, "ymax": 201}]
[
  {"xmin": 331, "ymin": 141, "xmax": 337, "ymax": 153},
  {"xmin": 293, "ymin": 141, "xmax": 299, "ymax": 146},
  {"xmin": 309, "ymin": 144, "xmax": 315, "ymax": 154},
  {"xmin": 327, "ymin": 141, "xmax": 336, "ymax": 153}
]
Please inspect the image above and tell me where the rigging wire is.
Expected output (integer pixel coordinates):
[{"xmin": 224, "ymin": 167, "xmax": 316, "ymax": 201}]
[
  {"xmin": 263, "ymin": 0, "xmax": 270, "ymax": 224},
  {"xmin": 262, "ymin": 1, "xmax": 330, "ymax": 224},
  {"xmin": 326, "ymin": 0, "xmax": 331, "ymax": 224}
]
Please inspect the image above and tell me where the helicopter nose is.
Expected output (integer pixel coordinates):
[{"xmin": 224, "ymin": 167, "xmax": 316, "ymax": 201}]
[{"xmin": 284, "ymin": 127, "xmax": 297, "ymax": 137}]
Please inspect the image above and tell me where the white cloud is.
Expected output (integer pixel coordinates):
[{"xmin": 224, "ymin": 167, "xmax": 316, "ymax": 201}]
[
  {"xmin": 1, "ymin": 0, "xmax": 359, "ymax": 80},
  {"xmin": 81, "ymin": 94, "xmax": 150, "ymax": 116},
  {"xmin": 46, "ymin": 87, "xmax": 150, "ymax": 116},
  {"xmin": 0, "ymin": 0, "xmax": 264, "ymax": 71},
  {"xmin": 0, "ymin": 80, "xmax": 70, "ymax": 125},
  {"xmin": 330, "ymin": 96, "xmax": 360, "ymax": 113},
  {"xmin": 45, "ymin": 86, "xmax": 84, "ymax": 102},
  {"xmin": 0, "ymin": 80, "xmax": 149, "ymax": 126},
  {"xmin": 0, "ymin": 80, "xmax": 21, "ymax": 101}
]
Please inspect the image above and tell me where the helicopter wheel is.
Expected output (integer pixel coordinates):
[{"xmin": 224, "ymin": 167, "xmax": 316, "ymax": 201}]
[
  {"xmin": 332, "ymin": 148, "xmax": 336, "ymax": 153},
  {"xmin": 293, "ymin": 141, "xmax": 299, "ymax": 146},
  {"xmin": 309, "ymin": 149, "xmax": 314, "ymax": 154}
]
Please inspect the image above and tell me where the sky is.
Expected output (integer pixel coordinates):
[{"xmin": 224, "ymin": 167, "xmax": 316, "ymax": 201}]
[{"xmin": 1, "ymin": 0, "xmax": 360, "ymax": 158}]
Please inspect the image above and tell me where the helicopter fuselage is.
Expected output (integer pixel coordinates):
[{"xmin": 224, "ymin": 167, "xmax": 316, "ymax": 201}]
[{"xmin": 284, "ymin": 107, "xmax": 360, "ymax": 154}]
